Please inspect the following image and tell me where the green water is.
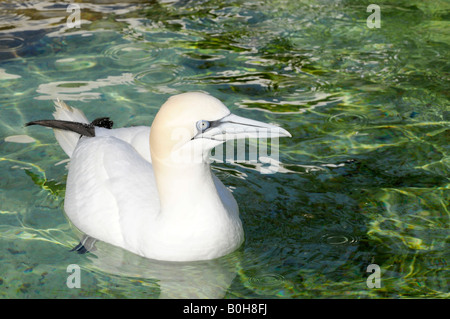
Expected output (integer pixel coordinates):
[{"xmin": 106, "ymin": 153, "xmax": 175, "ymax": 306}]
[{"xmin": 0, "ymin": 0, "xmax": 448, "ymax": 298}]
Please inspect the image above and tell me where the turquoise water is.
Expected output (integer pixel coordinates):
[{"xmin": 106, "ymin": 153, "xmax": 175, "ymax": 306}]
[{"xmin": 0, "ymin": 0, "xmax": 449, "ymax": 298}]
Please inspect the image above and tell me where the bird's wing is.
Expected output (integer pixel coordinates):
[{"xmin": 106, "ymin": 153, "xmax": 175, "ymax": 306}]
[
  {"xmin": 64, "ymin": 135, "xmax": 159, "ymax": 253},
  {"xmin": 95, "ymin": 126, "xmax": 152, "ymax": 163}
]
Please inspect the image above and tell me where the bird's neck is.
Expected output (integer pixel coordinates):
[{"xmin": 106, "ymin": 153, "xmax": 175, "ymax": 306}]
[{"xmin": 152, "ymin": 157, "xmax": 221, "ymax": 215}]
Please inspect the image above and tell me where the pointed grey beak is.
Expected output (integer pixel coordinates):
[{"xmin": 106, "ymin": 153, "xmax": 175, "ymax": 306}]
[{"xmin": 195, "ymin": 113, "xmax": 291, "ymax": 141}]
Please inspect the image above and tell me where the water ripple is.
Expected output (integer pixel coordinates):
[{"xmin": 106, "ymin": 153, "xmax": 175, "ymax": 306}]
[
  {"xmin": 320, "ymin": 233, "xmax": 360, "ymax": 246},
  {"xmin": 328, "ymin": 112, "xmax": 368, "ymax": 128},
  {"xmin": 103, "ymin": 43, "xmax": 162, "ymax": 66},
  {"xmin": 133, "ymin": 66, "xmax": 178, "ymax": 87},
  {"xmin": 248, "ymin": 274, "xmax": 286, "ymax": 288},
  {"xmin": 0, "ymin": 36, "xmax": 24, "ymax": 52},
  {"xmin": 54, "ymin": 57, "xmax": 97, "ymax": 71}
]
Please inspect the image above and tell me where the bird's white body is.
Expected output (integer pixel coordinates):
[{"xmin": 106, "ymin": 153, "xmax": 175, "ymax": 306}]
[
  {"xmin": 32, "ymin": 93, "xmax": 290, "ymax": 262},
  {"xmin": 65, "ymin": 126, "xmax": 243, "ymax": 261}
]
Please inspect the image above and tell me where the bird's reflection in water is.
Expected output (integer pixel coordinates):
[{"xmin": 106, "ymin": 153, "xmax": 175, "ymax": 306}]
[{"xmin": 84, "ymin": 240, "xmax": 242, "ymax": 299}]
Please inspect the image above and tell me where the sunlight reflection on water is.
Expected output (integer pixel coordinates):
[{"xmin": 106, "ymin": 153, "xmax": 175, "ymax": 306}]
[{"xmin": 0, "ymin": 0, "xmax": 448, "ymax": 299}]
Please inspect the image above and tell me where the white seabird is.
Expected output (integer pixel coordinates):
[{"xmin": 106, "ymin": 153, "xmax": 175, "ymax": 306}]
[{"xmin": 27, "ymin": 92, "xmax": 291, "ymax": 262}]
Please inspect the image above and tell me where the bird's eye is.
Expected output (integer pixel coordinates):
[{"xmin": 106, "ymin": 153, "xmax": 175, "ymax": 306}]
[{"xmin": 196, "ymin": 120, "xmax": 210, "ymax": 132}]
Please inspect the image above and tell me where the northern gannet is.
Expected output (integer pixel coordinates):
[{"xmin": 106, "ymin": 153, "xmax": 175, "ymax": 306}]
[{"xmin": 26, "ymin": 92, "xmax": 291, "ymax": 261}]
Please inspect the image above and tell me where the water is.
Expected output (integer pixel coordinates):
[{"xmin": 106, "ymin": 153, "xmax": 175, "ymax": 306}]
[{"xmin": 0, "ymin": 0, "xmax": 448, "ymax": 298}]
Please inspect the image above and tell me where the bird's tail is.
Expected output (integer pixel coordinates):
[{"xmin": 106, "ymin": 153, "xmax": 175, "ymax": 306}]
[
  {"xmin": 52, "ymin": 99, "xmax": 91, "ymax": 158},
  {"xmin": 28, "ymin": 100, "xmax": 90, "ymax": 157},
  {"xmin": 52, "ymin": 99, "xmax": 90, "ymax": 124},
  {"xmin": 26, "ymin": 100, "xmax": 114, "ymax": 157}
]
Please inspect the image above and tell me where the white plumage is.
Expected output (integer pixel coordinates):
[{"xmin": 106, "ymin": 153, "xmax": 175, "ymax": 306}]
[{"xmin": 30, "ymin": 92, "xmax": 290, "ymax": 261}]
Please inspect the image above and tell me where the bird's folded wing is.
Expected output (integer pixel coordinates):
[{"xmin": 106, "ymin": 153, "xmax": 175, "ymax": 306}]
[{"xmin": 65, "ymin": 136, "xmax": 158, "ymax": 251}]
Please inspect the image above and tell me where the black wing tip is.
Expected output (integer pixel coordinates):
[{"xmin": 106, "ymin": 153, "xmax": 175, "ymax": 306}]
[
  {"xmin": 25, "ymin": 116, "xmax": 113, "ymax": 137},
  {"xmin": 25, "ymin": 119, "xmax": 96, "ymax": 137},
  {"xmin": 25, "ymin": 120, "xmax": 51, "ymax": 127},
  {"xmin": 91, "ymin": 117, "xmax": 113, "ymax": 129}
]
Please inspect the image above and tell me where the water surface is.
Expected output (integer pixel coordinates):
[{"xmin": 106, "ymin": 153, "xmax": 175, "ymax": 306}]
[{"xmin": 0, "ymin": 0, "xmax": 448, "ymax": 298}]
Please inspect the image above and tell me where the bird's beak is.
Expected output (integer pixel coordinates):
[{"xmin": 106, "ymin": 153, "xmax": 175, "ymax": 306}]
[{"xmin": 196, "ymin": 113, "xmax": 291, "ymax": 141}]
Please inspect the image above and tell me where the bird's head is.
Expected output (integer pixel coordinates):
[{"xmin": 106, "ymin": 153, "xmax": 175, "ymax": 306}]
[{"xmin": 150, "ymin": 92, "xmax": 291, "ymax": 165}]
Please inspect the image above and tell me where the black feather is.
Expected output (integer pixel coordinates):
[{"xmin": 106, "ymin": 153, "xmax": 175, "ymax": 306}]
[
  {"xmin": 91, "ymin": 117, "xmax": 113, "ymax": 129},
  {"xmin": 26, "ymin": 120, "xmax": 96, "ymax": 137}
]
